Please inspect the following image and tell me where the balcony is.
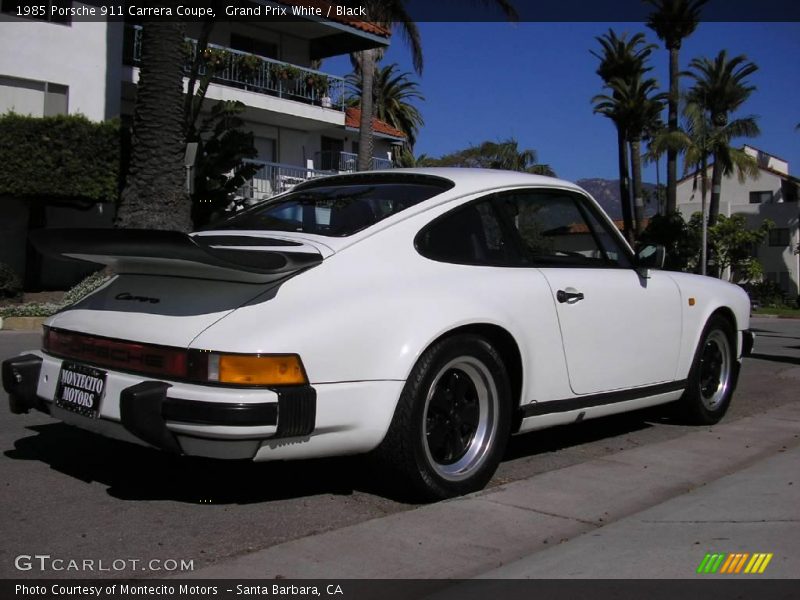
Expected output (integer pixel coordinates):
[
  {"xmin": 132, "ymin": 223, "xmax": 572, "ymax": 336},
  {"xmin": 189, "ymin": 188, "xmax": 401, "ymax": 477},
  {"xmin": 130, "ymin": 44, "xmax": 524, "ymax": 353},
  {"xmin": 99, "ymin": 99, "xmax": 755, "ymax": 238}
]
[
  {"xmin": 315, "ymin": 151, "xmax": 394, "ymax": 172},
  {"xmin": 125, "ymin": 25, "xmax": 346, "ymax": 111},
  {"xmin": 240, "ymin": 161, "xmax": 331, "ymax": 201},
  {"xmin": 240, "ymin": 154, "xmax": 395, "ymax": 202}
]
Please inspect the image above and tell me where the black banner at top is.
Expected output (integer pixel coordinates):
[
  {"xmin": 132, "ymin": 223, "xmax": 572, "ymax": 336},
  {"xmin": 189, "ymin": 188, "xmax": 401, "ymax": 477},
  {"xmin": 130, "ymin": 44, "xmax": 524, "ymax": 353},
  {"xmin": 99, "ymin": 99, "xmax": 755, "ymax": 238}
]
[{"xmin": 0, "ymin": 0, "xmax": 798, "ymax": 23}]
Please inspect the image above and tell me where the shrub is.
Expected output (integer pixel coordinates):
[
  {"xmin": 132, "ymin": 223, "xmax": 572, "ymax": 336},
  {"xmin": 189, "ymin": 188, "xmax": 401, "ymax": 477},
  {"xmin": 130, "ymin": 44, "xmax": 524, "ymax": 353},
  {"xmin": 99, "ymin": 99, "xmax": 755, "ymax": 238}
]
[
  {"xmin": 0, "ymin": 302, "xmax": 61, "ymax": 318},
  {"xmin": 0, "ymin": 270, "xmax": 112, "ymax": 318},
  {"xmin": 0, "ymin": 262, "xmax": 23, "ymax": 299},
  {"xmin": 0, "ymin": 113, "xmax": 120, "ymax": 201},
  {"xmin": 745, "ymin": 280, "xmax": 786, "ymax": 308},
  {"xmin": 61, "ymin": 270, "xmax": 112, "ymax": 306}
]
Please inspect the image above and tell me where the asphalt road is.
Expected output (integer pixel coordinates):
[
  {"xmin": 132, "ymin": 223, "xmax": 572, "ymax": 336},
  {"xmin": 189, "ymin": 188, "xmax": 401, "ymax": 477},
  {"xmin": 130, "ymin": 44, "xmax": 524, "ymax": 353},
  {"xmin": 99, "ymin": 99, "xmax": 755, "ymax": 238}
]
[{"xmin": 1, "ymin": 317, "xmax": 798, "ymax": 579}]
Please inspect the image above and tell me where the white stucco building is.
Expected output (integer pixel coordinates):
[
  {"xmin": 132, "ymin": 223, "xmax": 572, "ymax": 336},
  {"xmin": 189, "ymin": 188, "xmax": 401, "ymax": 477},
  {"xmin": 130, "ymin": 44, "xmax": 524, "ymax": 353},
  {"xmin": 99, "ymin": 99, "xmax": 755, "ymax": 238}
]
[
  {"xmin": 0, "ymin": 1, "xmax": 405, "ymax": 287},
  {"xmin": 676, "ymin": 145, "xmax": 800, "ymax": 298}
]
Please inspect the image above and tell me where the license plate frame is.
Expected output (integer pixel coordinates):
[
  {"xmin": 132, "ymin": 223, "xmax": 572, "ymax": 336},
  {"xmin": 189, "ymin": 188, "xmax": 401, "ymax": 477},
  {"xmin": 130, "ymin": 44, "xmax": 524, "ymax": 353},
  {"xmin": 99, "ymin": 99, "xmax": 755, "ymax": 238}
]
[{"xmin": 55, "ymin": 362, "xmax": 107, "ymax": 419}]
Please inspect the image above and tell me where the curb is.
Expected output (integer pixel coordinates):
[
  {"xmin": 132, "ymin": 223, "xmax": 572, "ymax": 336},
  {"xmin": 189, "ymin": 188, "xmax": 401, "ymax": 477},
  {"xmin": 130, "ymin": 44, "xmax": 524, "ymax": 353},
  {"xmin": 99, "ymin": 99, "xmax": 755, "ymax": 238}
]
[{"xmin": 0, "ymin": 316, "xmax": 47, "ymax": 331}]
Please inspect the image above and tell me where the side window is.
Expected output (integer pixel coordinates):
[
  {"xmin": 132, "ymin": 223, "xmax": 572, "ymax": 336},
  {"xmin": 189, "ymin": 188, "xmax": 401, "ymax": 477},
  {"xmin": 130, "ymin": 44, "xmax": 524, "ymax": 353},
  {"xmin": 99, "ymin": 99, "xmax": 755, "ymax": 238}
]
[
  {"xmin": 498, "ymin": 190, "xmax": 631, "ymax": 268},
  {"xmin": 417, "ymin": 200, "xmax": 519, "ymax": 265}
]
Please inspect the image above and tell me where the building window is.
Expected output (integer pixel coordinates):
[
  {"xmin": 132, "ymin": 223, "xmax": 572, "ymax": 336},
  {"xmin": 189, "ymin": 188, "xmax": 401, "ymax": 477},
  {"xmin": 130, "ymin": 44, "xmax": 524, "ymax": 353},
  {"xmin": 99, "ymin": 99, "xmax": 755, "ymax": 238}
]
[
  {"xmin": 230, "ymin": 34, "xmax": 278, "ymax": 60},
  {"xmin": 0, "ymin": 76, "xmax": 68, "ymax": 117},
  {"xmin": 1, "ymin": 0, "xmax": 72, "ymax": 24},
  {"xmin": 781, "ymin": 179, "xmax": 799, "ymax": 203},
  {"xmin": 749, "ymin": 190, "xmax": 772, "ymax": 204},
  {"xmin": 768, "ymin": 228, "xmax": 790, "ymax": 247}
]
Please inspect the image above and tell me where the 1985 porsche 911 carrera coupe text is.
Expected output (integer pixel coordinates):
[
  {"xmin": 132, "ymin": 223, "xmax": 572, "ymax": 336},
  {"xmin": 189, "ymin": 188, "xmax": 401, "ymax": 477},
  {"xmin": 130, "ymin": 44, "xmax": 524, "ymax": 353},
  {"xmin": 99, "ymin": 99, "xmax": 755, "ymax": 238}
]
[{"xmin": 3, "ymin": 169, "xmax": 754, "ymax": 500}]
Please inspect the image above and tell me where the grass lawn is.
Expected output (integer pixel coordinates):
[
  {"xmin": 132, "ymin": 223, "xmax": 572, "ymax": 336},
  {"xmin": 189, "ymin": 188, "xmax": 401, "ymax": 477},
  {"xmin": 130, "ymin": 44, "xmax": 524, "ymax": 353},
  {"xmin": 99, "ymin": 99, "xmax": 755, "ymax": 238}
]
[{"xmin": 753, "ymin": 306, "xmax": 800, "ymax": 318}]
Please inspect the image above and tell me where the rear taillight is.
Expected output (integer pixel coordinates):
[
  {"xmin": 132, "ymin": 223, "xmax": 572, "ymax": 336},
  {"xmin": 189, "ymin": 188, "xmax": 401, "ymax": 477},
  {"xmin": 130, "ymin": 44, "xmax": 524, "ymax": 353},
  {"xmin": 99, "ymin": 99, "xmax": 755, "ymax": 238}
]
[
  {"xmin": 43, "ymin": 327, "xmax": 308, "ymax": 387},
  {"xmin": 44, "ymin": 327, "xmax": 188, "ymax": 379}
]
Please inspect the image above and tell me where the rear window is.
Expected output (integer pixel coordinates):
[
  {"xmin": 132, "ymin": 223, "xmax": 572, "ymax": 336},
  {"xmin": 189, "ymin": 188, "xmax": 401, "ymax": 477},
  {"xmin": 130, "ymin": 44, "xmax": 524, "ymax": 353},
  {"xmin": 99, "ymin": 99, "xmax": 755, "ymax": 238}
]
[{"xmin": 214, "ymin": 178, "xmax": 453, "ymax": 237}]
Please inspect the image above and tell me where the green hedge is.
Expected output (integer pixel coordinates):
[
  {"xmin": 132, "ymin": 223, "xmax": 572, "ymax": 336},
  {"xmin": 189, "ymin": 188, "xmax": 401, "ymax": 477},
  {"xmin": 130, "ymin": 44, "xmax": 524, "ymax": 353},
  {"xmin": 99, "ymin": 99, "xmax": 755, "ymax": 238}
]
[{"xmin": 0, "ymin": 113, "xmax": 120, "ymax": 201}]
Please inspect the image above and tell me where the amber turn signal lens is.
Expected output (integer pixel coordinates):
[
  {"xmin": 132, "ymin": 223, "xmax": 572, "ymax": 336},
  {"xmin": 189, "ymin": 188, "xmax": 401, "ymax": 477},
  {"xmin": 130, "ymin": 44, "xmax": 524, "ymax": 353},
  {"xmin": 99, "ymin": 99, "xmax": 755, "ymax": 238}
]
[{"xmin": 218, "ymin": 354, "xmax": 307, "ymax": 386}]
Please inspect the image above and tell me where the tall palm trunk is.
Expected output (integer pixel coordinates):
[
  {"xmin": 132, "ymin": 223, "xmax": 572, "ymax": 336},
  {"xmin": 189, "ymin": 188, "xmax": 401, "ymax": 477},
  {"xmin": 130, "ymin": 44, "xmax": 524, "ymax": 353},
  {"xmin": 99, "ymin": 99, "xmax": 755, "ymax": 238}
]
[
  {"xmin": 697, "ymin": 155, "xmax": 709, "ymax": 276},
  {"xmin": 617, "ymin": 128, "xmax": 634, "ymax": 243},
  {"xmin": 708, "ymin": 154, "xmax": 724, "ymax": 227},
  {"xmin": 665, "ymin": 45, "xmax": 679, "ymax": 214},
  {"xmin": 116, "ymin": 20, "xmax": 192, "ymax": 231},
  {"xmin": 356, "ymin": 48, "xmax": 377, "ymax": 172},
  {"xmin": 630, "ymin": 138, "xmax": 645, "ymax": 237}
]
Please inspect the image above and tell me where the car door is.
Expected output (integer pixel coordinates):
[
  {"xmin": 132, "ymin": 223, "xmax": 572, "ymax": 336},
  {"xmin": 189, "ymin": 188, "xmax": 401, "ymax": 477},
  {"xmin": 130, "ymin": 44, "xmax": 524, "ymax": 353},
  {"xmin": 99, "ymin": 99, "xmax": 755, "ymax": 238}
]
[{"xmin": 496, "ymin": 189, "xmax": 682, "ymax": 395}]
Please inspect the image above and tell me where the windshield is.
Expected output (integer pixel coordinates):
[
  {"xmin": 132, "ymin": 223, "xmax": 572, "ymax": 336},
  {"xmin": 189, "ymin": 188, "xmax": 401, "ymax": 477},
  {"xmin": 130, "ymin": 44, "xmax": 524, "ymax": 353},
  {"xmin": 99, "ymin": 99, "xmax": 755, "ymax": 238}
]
[{"xmin": 214, "ymin": 180, "xmax": 451, "ymax": 237}]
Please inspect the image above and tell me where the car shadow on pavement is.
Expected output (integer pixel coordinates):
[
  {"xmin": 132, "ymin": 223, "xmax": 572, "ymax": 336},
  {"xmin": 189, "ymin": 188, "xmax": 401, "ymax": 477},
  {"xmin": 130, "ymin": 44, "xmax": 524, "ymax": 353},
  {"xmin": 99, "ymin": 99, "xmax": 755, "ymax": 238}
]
[
  {"xmin": 4, "ymin": 422, "xmax": 393, "ymax": 504},
  {"xmin": 5, "ymin": 409, "xmax": 670, "ymax": 505},
  {"xmin": 748, "ymin": 352, "xmax": 800, "ymax": 366},
  {"xmin": 504, "ymin": 410, "xmax": 655, "ymax": 460}
]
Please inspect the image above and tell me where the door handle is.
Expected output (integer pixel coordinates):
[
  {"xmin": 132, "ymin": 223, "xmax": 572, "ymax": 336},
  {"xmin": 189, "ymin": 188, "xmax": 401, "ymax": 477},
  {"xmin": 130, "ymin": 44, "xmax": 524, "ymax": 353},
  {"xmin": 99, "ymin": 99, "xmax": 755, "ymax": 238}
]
[{"xmin": 557, "ymin": 289, "xmax": 585, "ymax": 303}]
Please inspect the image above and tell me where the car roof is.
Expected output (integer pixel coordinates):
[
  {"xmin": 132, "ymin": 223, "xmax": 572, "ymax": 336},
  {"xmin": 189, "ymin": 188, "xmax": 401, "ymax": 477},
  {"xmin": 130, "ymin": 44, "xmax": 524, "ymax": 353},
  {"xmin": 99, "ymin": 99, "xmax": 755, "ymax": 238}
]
[
  {"xmin": 207, "ymin": 169, "xmax": 598, "ymax": 256},
  {"xmin": 295, "ymin": 168, "xmax": 585, "ymax": 209}
]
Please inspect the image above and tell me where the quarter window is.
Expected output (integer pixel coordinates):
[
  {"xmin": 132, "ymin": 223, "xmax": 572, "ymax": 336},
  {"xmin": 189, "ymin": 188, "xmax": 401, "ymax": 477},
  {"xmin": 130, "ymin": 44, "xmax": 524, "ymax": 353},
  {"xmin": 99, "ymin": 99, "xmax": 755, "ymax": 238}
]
[{"xmin": 417, "ymin": 201, "xmax": 518, "ymax": 265}]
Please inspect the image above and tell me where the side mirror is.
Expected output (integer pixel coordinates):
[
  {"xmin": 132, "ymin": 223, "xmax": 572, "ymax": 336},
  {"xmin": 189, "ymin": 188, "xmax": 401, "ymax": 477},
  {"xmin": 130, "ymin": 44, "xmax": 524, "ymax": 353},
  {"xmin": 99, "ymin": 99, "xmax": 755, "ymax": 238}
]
[{"xmin": 636, "ymin": 244, "xmax": 665, "ymax": 278}]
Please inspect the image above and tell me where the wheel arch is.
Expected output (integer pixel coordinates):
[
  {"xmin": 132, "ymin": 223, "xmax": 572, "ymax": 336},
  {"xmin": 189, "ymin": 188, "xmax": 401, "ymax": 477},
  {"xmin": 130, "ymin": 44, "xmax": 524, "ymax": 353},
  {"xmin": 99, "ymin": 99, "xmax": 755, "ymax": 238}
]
[
  {"xmin": 423, "ymin": 323, "xmax": 524, "ymax": 428},
  {"xmin": 710, "ymin": 306, "xmax": 738, "ymax": 333},
  {"xmin": 698, "ymin": 306, "xmax": 739, "ymax": 359}
]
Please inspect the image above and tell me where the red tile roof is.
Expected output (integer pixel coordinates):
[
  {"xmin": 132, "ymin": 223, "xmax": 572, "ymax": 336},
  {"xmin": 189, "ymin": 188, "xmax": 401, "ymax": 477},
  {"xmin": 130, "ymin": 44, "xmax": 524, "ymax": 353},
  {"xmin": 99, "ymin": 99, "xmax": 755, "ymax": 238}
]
[
  {"xmin": 345, "ymin": 107, "xmax": 407, "ymax": 140},
  {"xmin": 277, "ymin": 1, "xmax": 391, "ymax": 37}
]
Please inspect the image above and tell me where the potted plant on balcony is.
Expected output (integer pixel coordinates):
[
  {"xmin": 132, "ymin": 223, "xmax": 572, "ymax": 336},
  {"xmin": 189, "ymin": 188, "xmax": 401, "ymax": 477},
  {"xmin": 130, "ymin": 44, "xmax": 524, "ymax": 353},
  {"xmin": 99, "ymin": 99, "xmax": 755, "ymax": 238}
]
[
  {"xmin": 202, "ymin": 47, "xmax": 229, "ymax": 75},
  {"xmin": 306, "ymin": 73, "xmax": 331, "ymax": 107},
  {"xmin": 274, "ymin": 65, "xmax": 301, "ymax": 94},
  {"xmin": 237, "ymin": 54, "xmax": 262, "ymax": 87}
]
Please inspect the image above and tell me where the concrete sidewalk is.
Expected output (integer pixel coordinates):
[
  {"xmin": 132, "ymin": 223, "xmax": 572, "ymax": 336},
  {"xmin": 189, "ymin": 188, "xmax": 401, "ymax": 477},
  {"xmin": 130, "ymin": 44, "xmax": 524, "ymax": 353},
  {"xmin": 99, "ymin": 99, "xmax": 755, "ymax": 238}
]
[
  {"xmin": 184, "ymin": 401, "xmax": 800, "ymax": 580},
  {"xmin": 481, "ymin": 443, "xmax": 800, "ymax": 578}
]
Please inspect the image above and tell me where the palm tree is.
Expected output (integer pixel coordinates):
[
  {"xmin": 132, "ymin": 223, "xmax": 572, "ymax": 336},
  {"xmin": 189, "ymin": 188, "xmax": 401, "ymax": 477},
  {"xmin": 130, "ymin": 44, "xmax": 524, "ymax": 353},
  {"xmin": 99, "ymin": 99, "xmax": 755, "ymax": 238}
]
[
  {"xmin": 645, "ymin": 0, "xmax": 708, "ymax": 215},
  {"xmin": 686, "ymin": 50, "xmax": 760, "ymax": 226},
  {"xmin": 352, "ymin": 0, "xmax": 517, "ymax": 171},
  {"xmin": 591, "ymin": 30, "xmax": 656, "ymax": 242},
  {"xmin": 593, "ymin": 76, "xmax": 665, "ymax": 237},
  {"xmin": 619, "ymin": 78, "xmax": 666, "ymax": 236},
  {"xmin": 642, "ymin": 116, "xmax": 667, "ymax": 213},
  {"xmin": 347, "ymin": 63, "xmax": 424, "ymax": 151},
  {"xmin": 425, "ymin": 139, "xmax": 555, "ymax": 176},
  {"xmin": 116, "ymin": 20, "xmax": 193, "ymax": 231},
  {"xmin": 674, "ymin": 101, "xmax": 760, "ymax": 275}
]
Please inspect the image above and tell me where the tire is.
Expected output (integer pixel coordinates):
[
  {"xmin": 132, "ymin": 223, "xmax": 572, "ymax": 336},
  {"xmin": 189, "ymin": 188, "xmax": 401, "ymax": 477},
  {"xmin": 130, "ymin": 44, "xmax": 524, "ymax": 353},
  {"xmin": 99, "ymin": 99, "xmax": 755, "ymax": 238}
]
[
  {"xmin": 374, "ymin": 334, "xmax": 512, "ymax": 501},
  {"xmin": 679, "ymin": 315, "xmax": 736, "ymax": 425}
]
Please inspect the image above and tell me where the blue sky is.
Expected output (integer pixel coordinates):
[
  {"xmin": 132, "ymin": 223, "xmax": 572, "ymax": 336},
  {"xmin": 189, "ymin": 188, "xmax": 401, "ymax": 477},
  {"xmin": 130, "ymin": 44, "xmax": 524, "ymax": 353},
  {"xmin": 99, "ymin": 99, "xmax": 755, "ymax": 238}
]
[{"xmin": 327, "ymin": 21, "xmax": 800, "ymax": 183}]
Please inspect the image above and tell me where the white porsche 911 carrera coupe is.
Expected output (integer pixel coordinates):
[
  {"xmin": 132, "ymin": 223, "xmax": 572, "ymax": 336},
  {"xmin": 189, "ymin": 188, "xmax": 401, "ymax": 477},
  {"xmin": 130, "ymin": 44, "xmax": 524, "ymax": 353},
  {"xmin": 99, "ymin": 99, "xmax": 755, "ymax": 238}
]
[{"xmin": 3, "ymin": 169, "xmax": 753, "ymax": 499}]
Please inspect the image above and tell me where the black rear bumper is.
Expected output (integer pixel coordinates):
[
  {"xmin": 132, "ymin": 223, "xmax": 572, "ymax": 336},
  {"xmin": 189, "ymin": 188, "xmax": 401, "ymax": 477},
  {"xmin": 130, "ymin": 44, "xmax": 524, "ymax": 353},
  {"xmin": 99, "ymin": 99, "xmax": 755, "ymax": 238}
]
[
  {"xmin": 2, "ymin": 354, "xmax": 47, "ymax": 414},
  {"xmin": 742, "ymin": 330, "xmax": 755, "ymax": 357},
  {"xmin": 119, "ymin": 381, "xmax": 316, "ymax": 453},
  {"xmin": 2, "ymin": 355, "xmax": 316, "ymax": 454}
]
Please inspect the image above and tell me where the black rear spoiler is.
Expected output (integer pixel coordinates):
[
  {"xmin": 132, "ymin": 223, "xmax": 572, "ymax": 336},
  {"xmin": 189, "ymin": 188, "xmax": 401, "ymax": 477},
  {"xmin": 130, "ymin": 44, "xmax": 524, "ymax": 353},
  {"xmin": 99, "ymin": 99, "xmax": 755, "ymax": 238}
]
[{"xmin": 30, "ymin": 229, "xmax": 322, "ymax": 284}]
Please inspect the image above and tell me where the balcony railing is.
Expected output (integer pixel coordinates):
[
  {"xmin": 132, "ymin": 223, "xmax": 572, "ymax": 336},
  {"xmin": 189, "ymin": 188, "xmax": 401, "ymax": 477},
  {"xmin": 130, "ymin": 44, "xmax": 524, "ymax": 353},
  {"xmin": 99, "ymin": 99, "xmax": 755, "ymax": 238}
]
[
  {"xmin": 315, "ymin": 151, "xmax": 394, "ymax": 173},
  {"xmin": 239, "ymin": 160, "xmax": 332, "ymax": 201},
  {"xmin": 371, "ymin": 156, "xmax": 394, "ymax": 170},
  {"xmin": 239, "ymin": 154, "xmax": 396, "ymax": 201},
  {"xmin": 127, "ymin": 25, "xmax": 346, "ymax": 111}
]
